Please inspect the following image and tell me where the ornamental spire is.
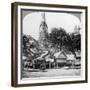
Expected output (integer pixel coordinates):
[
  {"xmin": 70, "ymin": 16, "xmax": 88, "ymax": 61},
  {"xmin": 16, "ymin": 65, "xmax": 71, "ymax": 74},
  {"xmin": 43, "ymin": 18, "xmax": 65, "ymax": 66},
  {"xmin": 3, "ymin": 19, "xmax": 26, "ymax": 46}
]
[{"xmin": 41, "ymin": 12, "xmax": 46, "ymax": 22}]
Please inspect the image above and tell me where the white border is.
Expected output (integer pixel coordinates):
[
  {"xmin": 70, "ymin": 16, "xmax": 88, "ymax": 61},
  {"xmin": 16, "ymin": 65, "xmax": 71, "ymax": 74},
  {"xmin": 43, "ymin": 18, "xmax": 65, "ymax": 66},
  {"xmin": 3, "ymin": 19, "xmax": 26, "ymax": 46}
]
[{"xmin": 18, "ymin": 5, "xmax": 86, "ymax": 84}]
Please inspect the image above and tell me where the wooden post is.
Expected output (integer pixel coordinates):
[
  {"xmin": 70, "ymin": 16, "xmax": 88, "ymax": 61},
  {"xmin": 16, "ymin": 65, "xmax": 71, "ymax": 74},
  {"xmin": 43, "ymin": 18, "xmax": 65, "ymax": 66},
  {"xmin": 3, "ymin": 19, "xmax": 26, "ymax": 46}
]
[
  {"xmin": 32, "ymin": 61, "xmax": 35, "ymax": 69},
  {"xmin": 49, "ymin": 62, "xmax": 51, "ymax": 69},
  {"xmin": 56, "ymin": 62, "xmax": 58, "ymax": 69}
]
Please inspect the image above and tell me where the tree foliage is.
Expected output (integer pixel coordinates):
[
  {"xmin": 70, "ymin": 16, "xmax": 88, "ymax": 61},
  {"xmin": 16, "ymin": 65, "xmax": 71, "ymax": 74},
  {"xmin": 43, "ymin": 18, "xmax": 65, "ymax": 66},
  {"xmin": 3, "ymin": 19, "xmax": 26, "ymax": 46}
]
[{"xmin": 48, "ymin": 27, "xmax": 81, "ymax": 56}]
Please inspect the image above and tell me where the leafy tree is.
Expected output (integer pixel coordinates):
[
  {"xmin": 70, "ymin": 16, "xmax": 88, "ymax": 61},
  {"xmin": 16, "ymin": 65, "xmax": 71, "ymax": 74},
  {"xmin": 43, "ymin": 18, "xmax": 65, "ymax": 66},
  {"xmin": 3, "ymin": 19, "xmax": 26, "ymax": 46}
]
[
  {"xmin": 70, "ymin": 33, "xmax": 81, "ymax": 51},
  {"xmin": 49, "ymin": 27, "xmax": 68, "ymax": 50},
  {"xmin": 48, "ymin": 27, "xmax": 81, "ymax": 56}
]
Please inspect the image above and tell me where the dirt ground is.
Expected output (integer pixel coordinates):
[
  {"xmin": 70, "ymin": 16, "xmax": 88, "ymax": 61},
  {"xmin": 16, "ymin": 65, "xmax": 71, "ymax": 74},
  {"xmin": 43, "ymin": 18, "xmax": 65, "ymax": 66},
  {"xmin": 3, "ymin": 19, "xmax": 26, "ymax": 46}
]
[{"xmin": 22, "ymin": 67, "xmax": 81, "ymax": 78}]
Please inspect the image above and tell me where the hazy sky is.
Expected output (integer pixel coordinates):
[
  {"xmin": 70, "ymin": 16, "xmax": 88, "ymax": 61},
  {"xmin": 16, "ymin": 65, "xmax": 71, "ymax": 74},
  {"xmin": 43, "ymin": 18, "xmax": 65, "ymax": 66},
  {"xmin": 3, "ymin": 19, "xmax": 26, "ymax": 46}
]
[{"xmin": 22, "ymin": 11, "xmax": 81, "ymax": 40}]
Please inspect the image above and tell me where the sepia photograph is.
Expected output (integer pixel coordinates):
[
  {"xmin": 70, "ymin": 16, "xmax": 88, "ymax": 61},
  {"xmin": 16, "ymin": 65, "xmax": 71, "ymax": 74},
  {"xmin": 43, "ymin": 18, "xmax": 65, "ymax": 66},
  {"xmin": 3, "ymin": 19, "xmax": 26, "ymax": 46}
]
[{"xmin": 11, "ymin": 2, "xmax": 88, "ymax": 87}]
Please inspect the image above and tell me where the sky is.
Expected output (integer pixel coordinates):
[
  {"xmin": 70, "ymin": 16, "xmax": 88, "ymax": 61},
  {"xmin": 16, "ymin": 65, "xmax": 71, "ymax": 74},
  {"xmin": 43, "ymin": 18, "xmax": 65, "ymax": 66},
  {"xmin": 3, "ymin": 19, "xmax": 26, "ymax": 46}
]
[{"xmin": 23, "ymin": 11, "xmax": 81, "ymax": 40}]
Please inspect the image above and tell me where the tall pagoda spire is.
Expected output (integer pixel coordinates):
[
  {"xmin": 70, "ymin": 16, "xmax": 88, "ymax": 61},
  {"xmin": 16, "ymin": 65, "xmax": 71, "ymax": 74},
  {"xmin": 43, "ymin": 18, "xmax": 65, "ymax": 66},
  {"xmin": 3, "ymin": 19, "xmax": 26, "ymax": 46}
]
[
  {"xmin": 39, "ymin": 12, "xmax": 48, "ymax": 49},
  {"xmin": 40, "ymin": 12, "xmax": 48, "ymax": 28}
]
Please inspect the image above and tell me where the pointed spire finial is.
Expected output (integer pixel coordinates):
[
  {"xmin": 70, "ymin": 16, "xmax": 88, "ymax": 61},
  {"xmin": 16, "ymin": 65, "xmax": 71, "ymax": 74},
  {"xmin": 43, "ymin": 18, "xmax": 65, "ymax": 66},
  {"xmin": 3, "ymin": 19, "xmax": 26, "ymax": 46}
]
[{"xmin": 41, "ymin": 12, "xmax": 45, "ymax": 22}]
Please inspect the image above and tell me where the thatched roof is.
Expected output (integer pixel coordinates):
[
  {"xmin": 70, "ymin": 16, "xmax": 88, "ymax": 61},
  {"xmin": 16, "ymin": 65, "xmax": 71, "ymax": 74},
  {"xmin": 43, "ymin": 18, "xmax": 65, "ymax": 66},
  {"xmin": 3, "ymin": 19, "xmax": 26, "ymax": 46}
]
[{"xmin": 54, "ymin": 51, "xmax": 67, "ymax": 59}]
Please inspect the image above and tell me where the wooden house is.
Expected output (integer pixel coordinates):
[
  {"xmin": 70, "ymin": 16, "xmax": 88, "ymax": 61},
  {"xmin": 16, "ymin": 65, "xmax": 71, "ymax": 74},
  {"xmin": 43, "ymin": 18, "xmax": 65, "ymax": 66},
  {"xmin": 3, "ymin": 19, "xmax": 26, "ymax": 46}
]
[{"xmin": 54, "ymin": 51, "xmax": 67, "ymax": 68}]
